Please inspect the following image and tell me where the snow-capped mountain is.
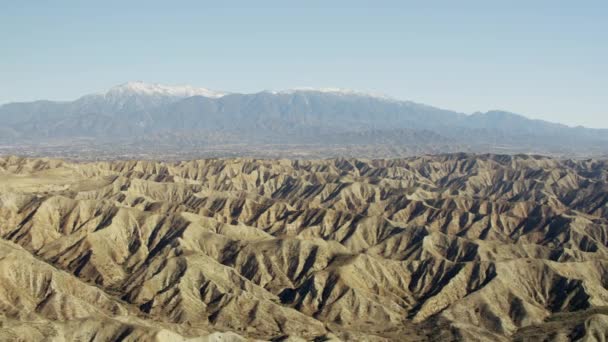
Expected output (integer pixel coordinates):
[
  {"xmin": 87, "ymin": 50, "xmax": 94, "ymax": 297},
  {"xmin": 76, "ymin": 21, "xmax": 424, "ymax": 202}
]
[
  {"xmin": 67, "ymin": 82, "xmax": 228, "ymax": 116},
  {"xmin": 104, "ymin": 81, "xmax": 228, "ymax": 99},
  {"xmin": 263, "ymin": 87, "xmax": 395, "ymax": 101},
  {"xmin": 0, "ymin": 82, "xmax": 607, "ymax": 157}
]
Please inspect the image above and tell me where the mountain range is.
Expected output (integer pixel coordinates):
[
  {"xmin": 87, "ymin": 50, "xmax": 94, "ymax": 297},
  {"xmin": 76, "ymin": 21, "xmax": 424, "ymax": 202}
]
[{"xmin": 1, "ymin": 82, "xmax": 607, "ymax": 158}]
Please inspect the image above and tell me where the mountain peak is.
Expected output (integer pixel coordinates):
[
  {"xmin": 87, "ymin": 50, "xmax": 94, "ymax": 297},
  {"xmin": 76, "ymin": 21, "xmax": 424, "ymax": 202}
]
[
  {"xmin": 264, "ymin": 87, "xmax": 396, "ymax": 101},
  {"xmin": 107, "ymin": 81, "xmax": 228, "ymax": 98}
]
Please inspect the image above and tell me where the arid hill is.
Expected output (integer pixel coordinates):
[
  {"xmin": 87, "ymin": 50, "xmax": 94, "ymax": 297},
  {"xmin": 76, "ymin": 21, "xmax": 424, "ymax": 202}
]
[{"xmin": 0, "ymin": 154, "xmax": 607, "ymax": 341}]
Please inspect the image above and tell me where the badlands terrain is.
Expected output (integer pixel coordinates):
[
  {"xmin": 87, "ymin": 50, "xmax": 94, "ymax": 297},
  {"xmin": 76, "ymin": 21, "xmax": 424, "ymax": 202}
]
[{"xmin": 0, "ymin": 154, "xmax": 608, "ymax": 341}]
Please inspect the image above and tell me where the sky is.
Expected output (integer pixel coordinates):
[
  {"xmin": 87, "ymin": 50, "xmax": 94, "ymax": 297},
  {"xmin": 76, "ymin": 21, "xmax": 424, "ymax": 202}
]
[{"xmin": 1, "ymin": 1, "xmax": 607, "ymax": 128}]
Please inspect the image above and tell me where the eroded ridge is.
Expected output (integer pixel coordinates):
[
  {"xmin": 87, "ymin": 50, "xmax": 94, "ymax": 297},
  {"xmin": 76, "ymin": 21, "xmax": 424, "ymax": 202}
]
[{"xmin": 0, "ymin": 154, "xmax": 607, "ymax": 341}]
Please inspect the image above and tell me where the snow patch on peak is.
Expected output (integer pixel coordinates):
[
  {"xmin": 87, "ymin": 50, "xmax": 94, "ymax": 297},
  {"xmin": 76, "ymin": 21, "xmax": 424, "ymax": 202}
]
[
  {"xmin": 107, "ymin": 82, "xmax": 228, "ymax": 98},
  {"xmin": 265, "ymin": 87, "xmax": 396, "ymax": 101}
]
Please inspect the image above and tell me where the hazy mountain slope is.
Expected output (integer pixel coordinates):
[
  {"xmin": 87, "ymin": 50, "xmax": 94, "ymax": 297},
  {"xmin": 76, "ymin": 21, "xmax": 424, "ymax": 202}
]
[
  {"xmin": 0, "ymin": 154, "xmax": 607, "ymax": 340},
  {"xmin": 1, "ymin": 83, "xmax": 606, "ymax": 157}
]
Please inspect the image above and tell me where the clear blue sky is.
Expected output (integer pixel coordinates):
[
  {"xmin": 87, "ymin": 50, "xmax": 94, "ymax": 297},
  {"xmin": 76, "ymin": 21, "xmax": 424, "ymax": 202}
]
[{"xmin": 1, "ymin": 1, "xmax": 607, "ymax": 128}]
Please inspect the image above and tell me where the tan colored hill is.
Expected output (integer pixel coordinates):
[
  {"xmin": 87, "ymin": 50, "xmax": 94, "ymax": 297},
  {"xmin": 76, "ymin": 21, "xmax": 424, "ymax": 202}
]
[{"xmin": 0, "ymin": 154, "xmax": 607, "ymax": 341}]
